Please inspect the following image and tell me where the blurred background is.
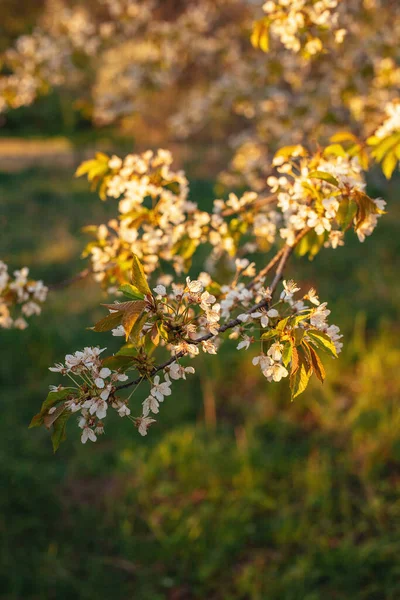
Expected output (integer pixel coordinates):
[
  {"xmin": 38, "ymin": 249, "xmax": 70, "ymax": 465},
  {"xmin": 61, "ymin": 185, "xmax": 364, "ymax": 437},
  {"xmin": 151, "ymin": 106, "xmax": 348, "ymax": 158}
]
[{"xmin": 1, "ymin": 2, "xmax": 400, "ymax": 599}]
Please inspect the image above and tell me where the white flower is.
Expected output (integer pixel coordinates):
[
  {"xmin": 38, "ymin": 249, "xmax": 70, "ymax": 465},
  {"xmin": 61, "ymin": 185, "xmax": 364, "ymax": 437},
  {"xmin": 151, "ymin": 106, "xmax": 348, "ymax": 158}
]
[
  {"xmin": 325, "ymin": 230, "xmax": 344, "ymax": 249},
  {"xmin": 306, "ymin": 288, "xmax": 320, "ymax": 306},
  {"xmin": 200, "ymin": 291, "xmax": 216, "ymax": 310},
  {"xmin": 322, "ymin": 197, "xmax": 339, "ymax": 219},
  {"xmin": 112, "ymin": 325, "xmax": 125, "ymax": 336},
  {"xmin": 235, "ymin": 258, "xmax": 249, "ymax": 270},
  {"xmin": 168, "ymin": 363, "xmax": 195, "ymax": 380},
  {"xmin": 49, "ymin": 363, "xmax": 65, "ymax": 373},
  {"xmin": 267, "ymin": 342, "xmax": 283, "ymax": 362},
  {"xmin": 150, "ymin": 375, "xmax": 172, "ymax": 402},
  {"xmin": 185, "ymin": 277, "xmax": 203, "ymax": 293},
  {"xmin": 115, "ymin": 373, "xmax": 128, "ymax": 382},
  {"xmin": 263, "ymin": 363, "xmax": 289, "ymax": 382},
  {"xmin": 237, "ymin": 313, "xmax": 250, "ymax": 323},
  {"xmin": 142, "ymin": 396, "xmax": 159, "ymax": 416},
  {"xmin": 202, "ymin": 340, "xmax": 217, "ymax": 354},
  {"xmin": 117, "ymin": 403, "xmax": 131, "ymax": 417},
  {"xmin": 153, "ymin": 284, "xmax": 167, "ymax": 296},
  {"xmin": 94, "ymin": 367, "xmax": 112, "ymax": 389},
  {"xmin": 99, "ymin": 385, "xmax": 112, "ymax": 401},
  {"xmin": 137, "ymin": 416, "xmax": 156, "ymax": 436},
  {"xmin": 280, "ymin": 280, "xmax": 301, "ymax": 301},
  {"xmin": 81, "ymin": 427, "xmax": 97, "ymax": 444},
  {"xmin": 14, "ymin": 317, "xmax": 28, "ymax": 330},
  {"xmin": 108, "ymin": 155, "xmax": 122, "ymax": 169},
  {"xmin": 22, "ymin": 301, "xmax": 41, "ymax": 317},
  {"xmin": 252, "ymin": 354, "xmax": 273, "ymax": 371},
  {"xmin": 251, "ymin": 311, "xmax": 269, "ymax": 327},
  {"xmin": 237, "ymin": 335, "xmax": 251, "ymax": 350},
  {"xmin": 310, "ymin": 302, "xmax": 331, "ymax": 328}
]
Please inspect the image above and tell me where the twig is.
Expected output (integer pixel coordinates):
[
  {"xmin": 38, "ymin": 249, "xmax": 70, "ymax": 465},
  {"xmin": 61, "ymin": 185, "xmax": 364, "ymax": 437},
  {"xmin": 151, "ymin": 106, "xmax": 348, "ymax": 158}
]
[
  {"xmin": 247, "ymin": 228, "xmax": 310, "ymax": 290},
  {"xmin": 47, "ymin": 268, "xmax": 91, "ymax": 291},
  {"xmin": 221, "ymin": 193, "xmax": 277, "ymax": 217}
]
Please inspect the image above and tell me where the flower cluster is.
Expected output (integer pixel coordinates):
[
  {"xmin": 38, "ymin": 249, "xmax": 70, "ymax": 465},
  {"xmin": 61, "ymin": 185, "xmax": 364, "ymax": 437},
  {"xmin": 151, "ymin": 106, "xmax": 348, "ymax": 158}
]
[
  {"xmin": 257, "ymin": 0, "xmax": 346, "ymax": 55},
  {"xmin": 1, "ymin": 0, "xmax": 399, "ymax": 187},
  {"xmin": 43, "ymin": 347, "xmax": 130, "ymax": 444},
  {"xmin": 78, "ymin": 140, "xmax": 386, "ymax": 294},
  {"xmin": 0, "ymin": 262, "xmax": 48, "ymax": 330},
  {"xmin": 80, "ymin": 149, "xmax": 210, "ymax": 287},
  {"xmin": 267, "ymin": 145, "xmax": 385, "ymax": 247}
]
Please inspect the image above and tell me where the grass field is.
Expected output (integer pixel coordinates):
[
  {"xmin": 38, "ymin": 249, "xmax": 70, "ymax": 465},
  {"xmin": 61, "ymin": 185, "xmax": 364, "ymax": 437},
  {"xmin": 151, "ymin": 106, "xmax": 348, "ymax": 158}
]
[{"xmin": 1, "ymin": 163, "xmax": 400, "ymax": 599}]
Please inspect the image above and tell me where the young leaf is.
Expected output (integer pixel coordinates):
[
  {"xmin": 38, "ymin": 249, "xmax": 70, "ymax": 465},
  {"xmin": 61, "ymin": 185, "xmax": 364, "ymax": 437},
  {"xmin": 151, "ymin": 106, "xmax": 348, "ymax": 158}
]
[
  {"xmin": 118, "ymin": 283, "xmax": 145, "ymax": 300},
  {"xmin": 131, "ymin": 254, "xmax": 151, "ymax": 296},
  {"xmin": 128, "ymin": 310, "xmax": 148, "ymax": 343},
  {"xmin": 261, "ymin": 329, "xmax": 279, "ymax": 341},
  {"xmin": 382, "ymin": 151, "xmax": 397, "ymax": 179},
  {"xmin": 122, "ymin": 301, "xmax": 146, "ymax": 340},
  {"xmin": 93, "ymin": 310, "xmax": 124, "ymax": 332},
  {"xmin": 306, "ymin": 329, "xmax": 337, "ymax": 358},
  {"xmin": 251, "ymin": 19, "xmax": 270, "ymax": 52},
  {"xmin": 290, "ymin": 345, "xmax": 299, "ymax": 375},
  {"xmin": 290, "ymin": 350, "xmax": 312, "ymax": 400},
  {"xmin": 330, "ymin": 132, "xmax": 358, "ymax": 144},
  {"xmin": 308, "ymin": 344, "xmax": 326, "ymax": 383},
  {"xmin": 308, "ymin": 171, "xmax": 340, "ymax": 187}
]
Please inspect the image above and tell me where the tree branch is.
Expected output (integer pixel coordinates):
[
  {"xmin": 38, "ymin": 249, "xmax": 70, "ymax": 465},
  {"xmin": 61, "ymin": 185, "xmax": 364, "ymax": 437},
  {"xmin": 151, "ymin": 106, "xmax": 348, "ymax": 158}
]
[{"xmin": 116, "ymin": 232, "xmax": 304, "ymax": 393}]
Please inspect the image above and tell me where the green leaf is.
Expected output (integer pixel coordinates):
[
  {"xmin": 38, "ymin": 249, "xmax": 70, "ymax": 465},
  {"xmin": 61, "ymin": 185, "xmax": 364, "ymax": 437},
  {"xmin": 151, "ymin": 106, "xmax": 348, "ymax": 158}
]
[
  {"xmin": 51, "ymin": 410, "xmax": 71, "ymax": 453},
  {"xmin": 29, "ymin": 388, "xmax": 71, "ymax": 428},
  {"xmin": 308, "ymin": 171, "xmax": 340, "ymax": 187},
  {"xmin": 118, "ymin": 283, "xmax": 145, "ymax": 300},
  {"xmin": 295, "ymin": 230, "xmax": 326, "ymax": 259},
  {"xmin": 102, "ymin": 354, "xmax": 135, "ymax": 370},
  {"xmin": 307, "ymin": 329, "xmax": 337, "ymax": 358},
  {"xmin": 261, "ymin": 329, "xmax": 279, "ymax": 341},
  {"xmin": 281, "ymin": 341, "xmax": 293, "ymax": 367},
  {"xmin": 336, "ymin": 197, "xmax": 357, "ymax": 231},
  {"xmin": 290, "ymin": 313, "xmax": 311, "ymax": 327},
  {"xmin": 114, "ymin": 344, "xmax": 136, "ymax": 357},
  {"xmin": 131, "ymin": 254, "xmax": 151, "ymax": 296}
]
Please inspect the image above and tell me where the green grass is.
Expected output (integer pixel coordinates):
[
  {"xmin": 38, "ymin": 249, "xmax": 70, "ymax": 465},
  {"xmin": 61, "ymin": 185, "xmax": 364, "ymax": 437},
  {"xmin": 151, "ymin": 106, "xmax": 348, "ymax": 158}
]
[{"xmin": 0, "ymin": 165, "xmax": 399, "ymax": 599}]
